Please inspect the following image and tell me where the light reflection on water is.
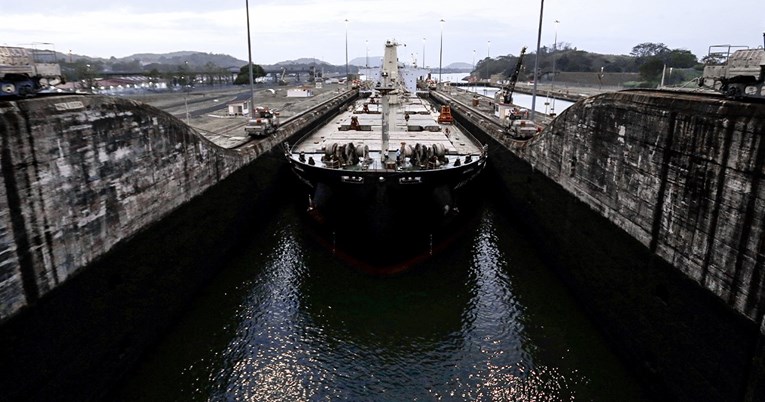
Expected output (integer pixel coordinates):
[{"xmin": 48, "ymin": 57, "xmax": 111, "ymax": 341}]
[{"xmin": 112, "ymin": 194, "xmax": 646, "ymax": 401}]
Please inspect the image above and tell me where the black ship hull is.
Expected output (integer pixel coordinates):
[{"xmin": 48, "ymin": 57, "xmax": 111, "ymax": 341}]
[
  {"xmin": 287, "ymin": 158, "xmax": 487, "ymax": 273},
  {"xmin": 288, "ymin": 157, "xmax": 486, "ymax": 213}
]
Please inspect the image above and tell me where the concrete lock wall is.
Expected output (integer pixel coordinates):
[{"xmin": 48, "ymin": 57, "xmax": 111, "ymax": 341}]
[
  {"xmin": 0, "ymin": 97, "xmax": 246, "ymax": 321},
  {"xmin": 438, "ymin": 89, "xmax": 765, "ymax": 401},
  {"xmin": 522, "ymin": 92, "xmax": 765, "ymax": 401},
  {"xmin": 526, "ymin": 92, "xmax": 765, "ymax": 325},
  {"xmin": 0, "ymin": 91, "xmax": 356, "ymax": 401},
  {"xmin": 0, "ymin": 91, "xmax": 355, "ymax": 322}
]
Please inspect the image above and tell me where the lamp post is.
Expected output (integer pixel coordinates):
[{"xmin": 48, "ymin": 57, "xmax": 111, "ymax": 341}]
[
  {"xmin": 472, "ymin": 49, "xmax": 476, "ymax": 78},
  {"xmin": 345, "ymin": 19, "xmax": 349, "ymax": 88},
  {"xmin": 245, "ymin": 0, "xmax": 255, "ymax": 119},
  {"xmin": 423, "ymin": 37, "xmax": 426, "ymax": 69},
  {"xmin": 598, "ymin": 66, "xmax": 604, "ymax": 89},
  {"xmin": 550, "ymin": 19, "xmax": 559, "ymax": 115},
  {"xmin": 365, "ymin": 39, "xmax": 369, "ymax": 68},
  {"xmin": 531, "ymin": 0, "xmax": 544, "ymax": 121},
  {"xmin": 439, "ymin": 19, "xmax": 444, "ymax": 84},
  {"xmin": 85, "ymin": 64, "xmax": 91, "ymax": 93},
  {"xmin": 485, "ymin": 40, "xmax": 490, "ymax": 83},
  {"xmin": 184, "ymin": 60, "xmax": 190, "ymax": 124}
]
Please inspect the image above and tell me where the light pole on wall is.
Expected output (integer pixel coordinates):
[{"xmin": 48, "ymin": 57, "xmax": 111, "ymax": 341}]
[
  {"xmin": 531, "ymin": 0, "xmax": 544, "ymax": 121},
  {"xmin": 439, "ymin": 19, "xmax": 444, "ymax": 84},
  {"xmin": 345, "ymin": 19, "xmax": 349, "ymax": 88},
  {"xmin": 485, "ymin": 40, "xmax": 491, "ymax": 83},
  {"xmin": 184, "ymin": 60, "xmax": 190, "ymax": 124},
  {"xmin": 551, "ymin": 19, "xmax": 559, "ymax": 115},
  {"xmin": 246, "ymin": 0, "xmax": 255, "ymax": 118},
  {"xmin": 422, "ymin": 37, "xmax": 426, "ymax": 68},
  {"xmin": 472, "ymin": 49, "xmax": 476, "ymax": 78}
]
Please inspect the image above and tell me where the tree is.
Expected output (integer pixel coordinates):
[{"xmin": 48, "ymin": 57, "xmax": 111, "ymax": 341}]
[
  {"xmin": 664, "ymin": 49, "xmax": 698, "ymax": 68},
  {"xmin": 630, "ymin": 42, "xmax": 670, "ymax": 60},
  {"xmin": 701, "ymin": 53, "xmax": 725, "ymax": 65},
  {"xmin": 555, "ymin": 50, "xmax": 594, "ymax": 72},
  {"xmin": 234, "ymin": 63, "xmax": 266, "ymax": 85},
  {"xmin": 639, "ymin": 57, "xmax": 665, "ymax": 82}
]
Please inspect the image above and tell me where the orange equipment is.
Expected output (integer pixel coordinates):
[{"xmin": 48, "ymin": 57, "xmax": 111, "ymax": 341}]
[{"xmin": 437, "ymin": 105, "xmax": 453, "ymax": 124}]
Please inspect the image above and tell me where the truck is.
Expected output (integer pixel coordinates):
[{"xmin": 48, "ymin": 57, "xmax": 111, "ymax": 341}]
[
  {"xmin": 0, "ymin": 46, "xmax": 62, "ymax": 97},
  {"xmin": 244, "ymin": 107, "xmax": 280, "ymax": 137},
  {"xmin": 505, "ymin": 118, "xmax": 540, "ymax": 139},
  {"xmin": 699, "ymin": 44, "xmax": 765, "ymax": 99}
]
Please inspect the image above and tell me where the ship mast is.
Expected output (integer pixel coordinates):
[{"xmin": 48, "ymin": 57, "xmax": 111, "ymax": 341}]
[
  {"xmin": 380, "ymin": 77, "xmax": 392, "ymax": 161},
  {"xmin": 379, "ymin": 40, "xmax": 401, "ymax": 164}
]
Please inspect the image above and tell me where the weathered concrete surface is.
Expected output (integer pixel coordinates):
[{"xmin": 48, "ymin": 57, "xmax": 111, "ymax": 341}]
[
  {"xmin": 436, "ymin": 89, "xmax": 765, "ymax": 401},
  {"xmin": 0, "ymin": 91, "xmax": 355, "ymax": 322},
  {"xmin": 525, "ymin": 91, "xmax": 765, "ymax": 402},
  {"xmin": 0, "ymin": 91, "xmax": 355, "ymax": 401},
  {"xmin": 530, "ymin": 91, "xmax": 765, "ymax": 324}
]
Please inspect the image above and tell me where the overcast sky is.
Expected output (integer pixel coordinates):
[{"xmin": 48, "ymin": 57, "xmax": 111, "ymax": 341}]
[{"xmin": 4, "ymin": 0, "xmax": 764, "ymax": 66}]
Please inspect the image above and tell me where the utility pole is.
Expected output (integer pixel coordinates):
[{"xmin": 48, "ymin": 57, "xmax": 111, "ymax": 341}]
[
  {"xmin": 439, "ymin": 19, "xmax": 444, "ymax": 84},
  {"xmin": 531, "ymin": 0, "xmax": 544, "ymax": 121},
  {"xmin": 551, "ymin": 19, "xmax": 559, "ymax": 115},
  {"xmin": 423, "ymin": 37, "xmax": 426, "ymax": 68},
  {"xmin": 485, "ymin": 40, "xmax": 490, "ymax": 82},
  {"xmin": 246, "ymin": 0, "xmax": 255, "ymax": 117},
  {"xmin": 345, "ymin": 19, "xmax": 349, "ymax": 88}
]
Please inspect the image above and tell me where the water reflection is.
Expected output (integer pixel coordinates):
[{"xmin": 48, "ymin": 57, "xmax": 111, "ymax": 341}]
[
  {"xmin": 424, "ymin": 208, "xmax": 586, "ymax": 401},
  {"xmin": 111, "ymin": 194, "xmax": 646, "ymax": 401},
  {"xmin": 205, "ymin": 224, "xmax": 310, "ymax": 401}
]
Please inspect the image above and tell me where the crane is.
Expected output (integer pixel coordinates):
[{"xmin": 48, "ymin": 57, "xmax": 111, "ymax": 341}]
[
  {"xmin": 278, "ymin": 67, "xmax": 287, "ymax": 85},
  {"xmin": 500, "ymin": 46, "xmax": 526, "ymax": 104}
]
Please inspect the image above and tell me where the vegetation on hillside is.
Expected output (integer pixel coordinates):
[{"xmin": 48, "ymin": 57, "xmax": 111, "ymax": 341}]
[
  {"xmin": 55, "ymin": 42, "xmax": 703, "ymax": 88},
  {"xmin": 474, "ymin": 42, "xmax": 702, "ymax": 87}
]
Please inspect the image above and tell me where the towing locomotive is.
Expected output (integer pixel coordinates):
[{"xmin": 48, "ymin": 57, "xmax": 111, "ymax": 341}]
[
  {"xmin": 699, "ymin": 40, "xmax": 765, "ymax": 99},
  {"xmin": 0, "ymin": 46, "xmax": 62, "ymax": 97}
]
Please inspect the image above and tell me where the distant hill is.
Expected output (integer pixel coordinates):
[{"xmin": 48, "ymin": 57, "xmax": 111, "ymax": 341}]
[
  {"xmin": 350, "ymin": 56, "xmax": 383, "ymax": 67},
  {"xmin": 61, "ymin": 49, "xmax": 470, "ymax": 72},
  {"xmin": 273, "ymin": 58, "xmax": 332, "ymax": 66},
  {"xmin": 123, "ymin": 51, "xmax": 247, "ymax": 68},
  {"xmin": 445, "ymin": 62, "xmax": 471, "ymax": 71}
]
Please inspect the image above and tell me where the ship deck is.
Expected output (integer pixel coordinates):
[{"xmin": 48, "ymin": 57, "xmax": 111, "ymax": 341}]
[{"xmin": 290, "ymin": 94, "xmax": 484, "ymax": 172}]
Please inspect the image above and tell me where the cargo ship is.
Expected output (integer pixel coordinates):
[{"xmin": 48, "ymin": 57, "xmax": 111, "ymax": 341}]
[{"xmin": 284, "ymin": 40, "xmax": 488, "ymax": 270}]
